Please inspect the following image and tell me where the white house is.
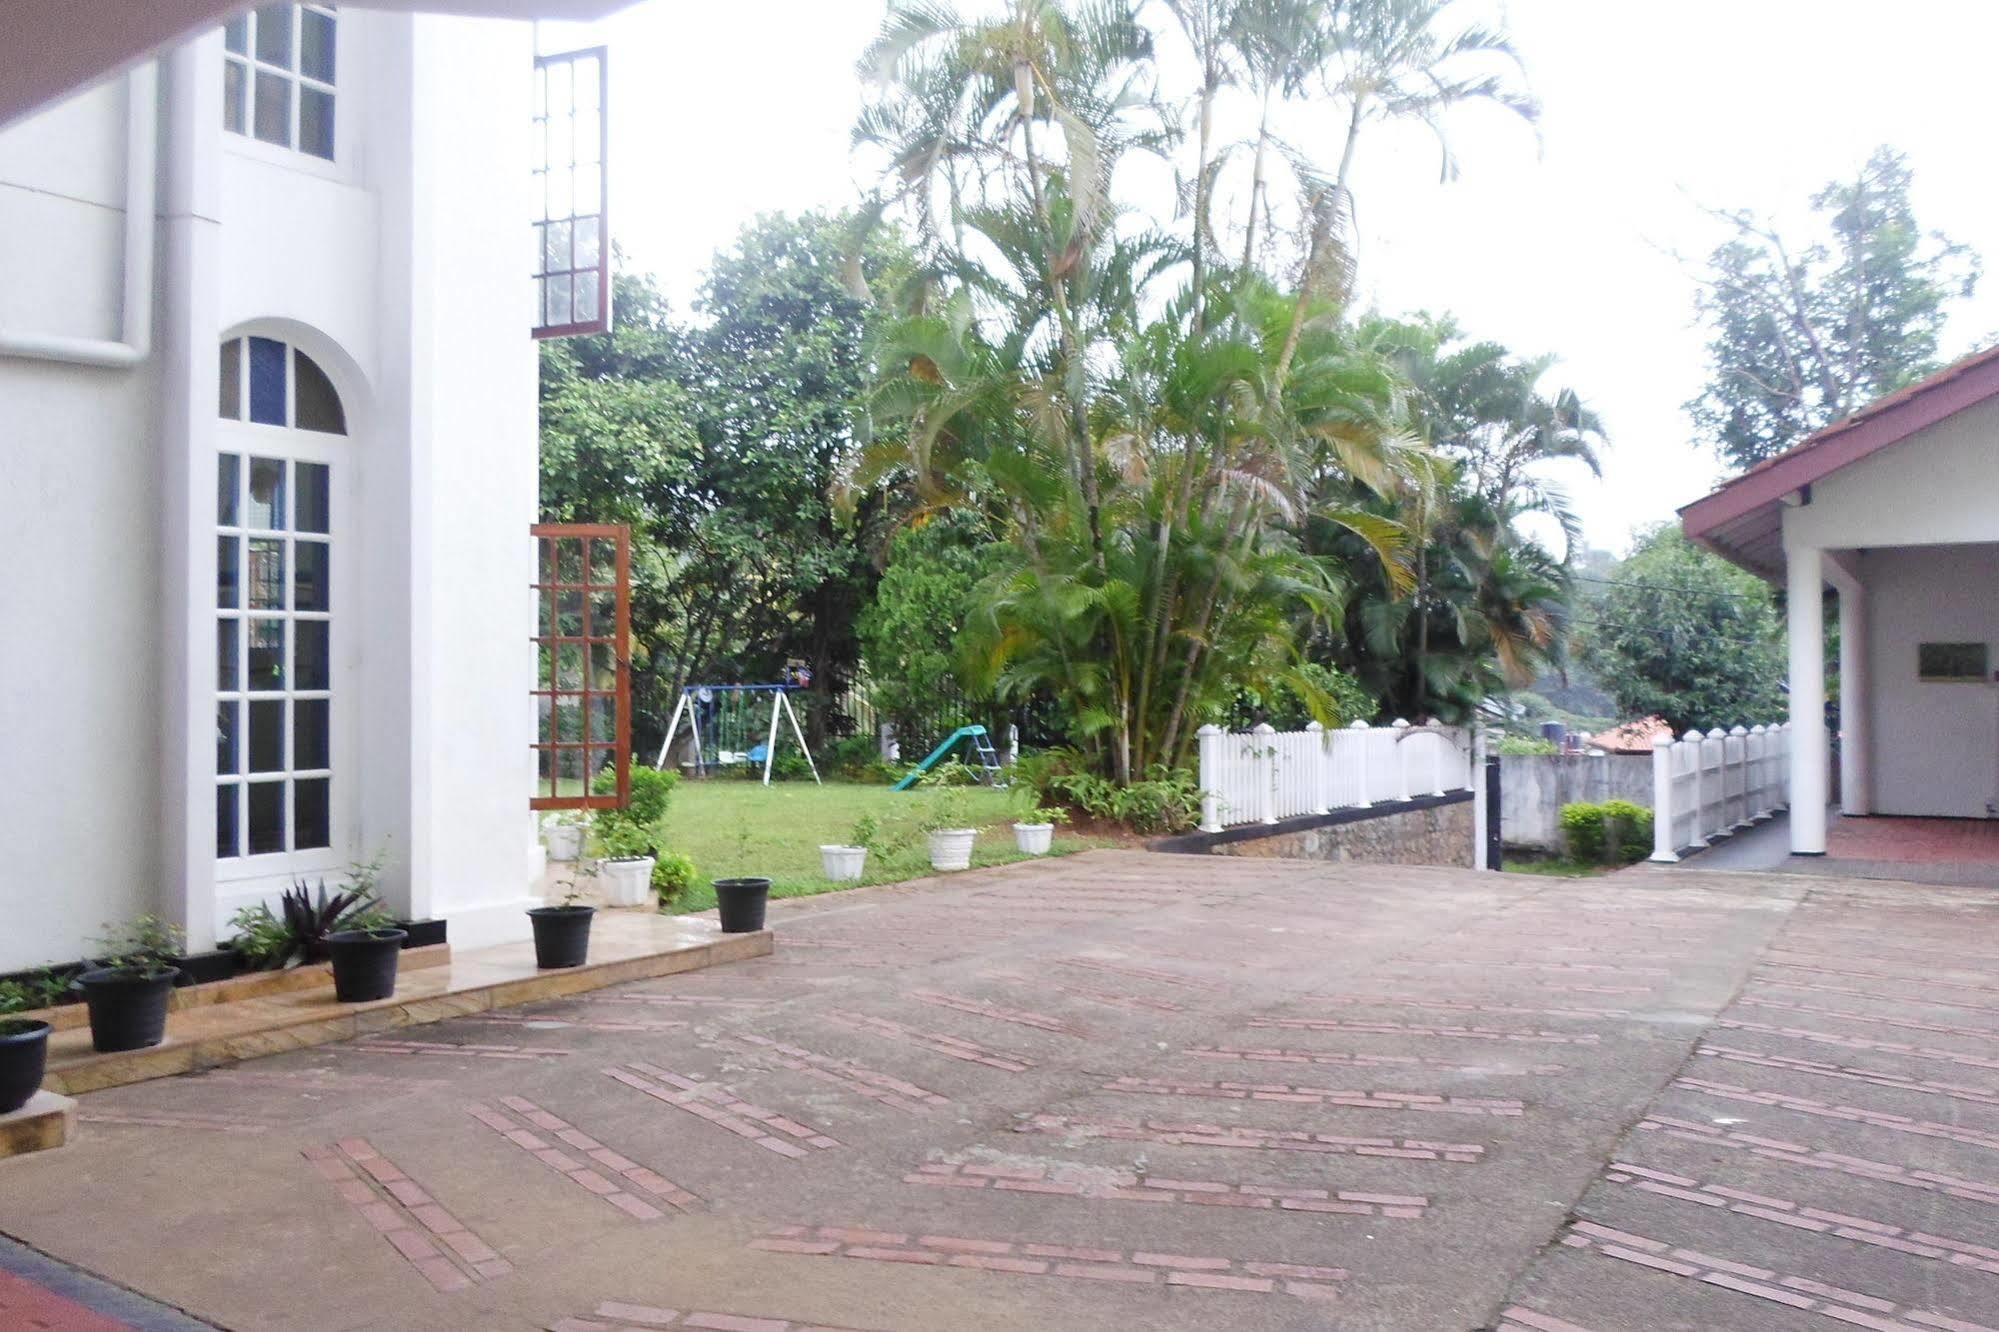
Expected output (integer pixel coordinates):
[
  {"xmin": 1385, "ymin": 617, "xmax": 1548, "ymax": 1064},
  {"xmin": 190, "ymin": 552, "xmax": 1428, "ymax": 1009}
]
[
  {"xmin": 0, "ymin": 2, "xmax": 624, "ymax": 973},
  {"xmin": 1682, "ymin": 346, "xmax": 1999, "ymax": 854}
]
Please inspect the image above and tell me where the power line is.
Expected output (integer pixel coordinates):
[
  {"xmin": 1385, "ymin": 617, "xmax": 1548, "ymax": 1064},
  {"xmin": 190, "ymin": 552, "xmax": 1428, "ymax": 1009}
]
[{"xmin": 1570, "ymin": 572, "xmax": 1764, "ymax": 600}]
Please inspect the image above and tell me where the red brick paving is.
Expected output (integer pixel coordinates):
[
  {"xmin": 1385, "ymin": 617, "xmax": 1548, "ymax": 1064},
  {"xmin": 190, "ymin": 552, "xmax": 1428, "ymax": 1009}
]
[
  {"xmin": 550, "ymin": 1305, "xmax": 875, "ymax": 1332},
  {"xmin": 1102, "ymin": 1075, "xmax": 1525, "ymax": 1116},
  {"xmin": 468, "ymin": 1097, "xmax": 699, "ymax": 1218},
  {"xmin": 817, "ymin": 1009, "xmax": 1036, "ymax": 1072},
  {"xmin": 1015, "ymin": 1112, "xmax": 1486, "ymax": 1162},
  {"xmin": 1249, "ymin": 1015, "xmax": 1601, "ymax": 1045},
  {"xmin": 0, "ymin": 1269, "xmax": 133, "ymax": 1332},
  {"xmin": 715, "ymin": 1034, "xmax": 950, "ymax": 1112},
  {"xmin": 1185, "ymin": 1044, "xmax": 1566, "ymax": 1076},
  {"xmin": 1826, "ymin": 815, "xmax": 1999, "ymax": 863},
  {"xmin": 903, "ymin": 1161, "xmax": 1429, "ymax": 1216},
  {"xmin": 306, "ymin": 1139, "xmax": 512, "ymax": 1290},
  {"xmin": 1639, "ymin": 1113, "xmax": 1999, "ymax": 1207},
  {"xmin": 1697, "ymin": 1041, "xmax": 1999, "ymax": 1109},
  {"xmin": 604, "ymin": 1063, "xmax": 840, "ymax": 1158}
]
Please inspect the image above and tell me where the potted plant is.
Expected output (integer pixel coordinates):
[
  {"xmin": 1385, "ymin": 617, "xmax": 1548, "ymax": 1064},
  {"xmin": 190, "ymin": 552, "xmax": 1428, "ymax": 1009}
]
[
  {"xmin": 919, "ymin": 767, "xmax": 979, "ymax": 871},
  {"xmin": 819, "ymin": 814, "xmax": 876, "ymax": 882},
  {"xmin": 595, "ymin": 816, "xmax": 657, "ymax": 907},
  {"xmin": 1012, "ymin": 804, "xmax": 1067, "ymax": 856},
  {"xmin": 0, "ymin": 985, "xmax": 52, "ymax": 1114},
  {"xmin": 712, "ymin": 818, "xmax": 770, "ymax": 933},
  {"xmin": 543, "ymin": 810, "xmax": 587, "ymax": 862},
  {"xmin": 76, "ymin": 917, "xmax": 185, "ymax": 1054},
  {"xmin": 528, "ymin": 865, "xmax": 598, "ymax": 968}
]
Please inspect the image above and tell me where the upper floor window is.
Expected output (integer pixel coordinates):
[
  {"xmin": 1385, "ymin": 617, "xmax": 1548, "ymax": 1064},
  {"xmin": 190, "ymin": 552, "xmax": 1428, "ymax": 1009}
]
[
  {"xmin": 532, "ymin": 47, "xmax": 610, "ymax": 338},
  {"xmin": 224, "ymin": 5, "xmax": 337, "ymax": 161}
]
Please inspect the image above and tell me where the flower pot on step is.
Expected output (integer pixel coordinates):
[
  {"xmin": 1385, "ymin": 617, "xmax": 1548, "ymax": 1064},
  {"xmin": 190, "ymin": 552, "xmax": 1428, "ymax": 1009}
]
[
  {"xmin": 712, "ymin": 877, "xmax": 771, "ymax": 933},
  {"xmin": 600, "ymin": 855, "xmax": 656, "ymax": 907},
  {"xmin": 544, "ymin": 822, "xmax": 586, "ymax": 862},
  {"xmin": 0, "ymin": 1019, "xmax": 51, "ymax": 1114},
  {"xmin": 1012, "ymin": 822, "xmax": 1054, "ymax": 855},
  {"xmin": 818, "ymin": 845, "xmax": 867, "ymax": 881},
  {"xmin": 926, "ymin": 828, "xmax": 977, "ymax": 872},
  {"xmin": 76, "ymin": 966, "xmax": 181, "ymax": 1053},
  {"xmin": 528, "ymin": 905, "xmax": 595, "ymax": 968},
  {"xmin": 325, "ymin": 928, "xmax": 407, "ymax": 1003}
]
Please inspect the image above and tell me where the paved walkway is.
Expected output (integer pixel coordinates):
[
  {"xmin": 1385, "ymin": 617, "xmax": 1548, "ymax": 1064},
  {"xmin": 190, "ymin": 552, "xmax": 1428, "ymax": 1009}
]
[
  {"xmin": 1, "ymin": 850, "xmax": 1995, "ymax": 1331},
  {"xmin": 1683, "ymin": 811, "xmax": 1999, "ymax": 889}
]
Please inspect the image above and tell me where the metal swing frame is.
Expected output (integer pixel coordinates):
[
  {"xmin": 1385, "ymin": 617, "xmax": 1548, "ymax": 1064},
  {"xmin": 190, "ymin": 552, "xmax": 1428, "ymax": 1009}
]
[{"xmin": 654, "ymin": 684, "xmax": 821, "ymax": 787}]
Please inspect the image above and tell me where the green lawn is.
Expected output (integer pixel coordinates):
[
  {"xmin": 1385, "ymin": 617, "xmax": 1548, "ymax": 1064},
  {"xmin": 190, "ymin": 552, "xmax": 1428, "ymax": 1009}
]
[
  {"xmin": 1499, "ymin": 856, "xmax": 1618, "ymax": 878},
  {"xmin": 629, "ymin": 778, "xmax": 1121, "ymax": 913}
]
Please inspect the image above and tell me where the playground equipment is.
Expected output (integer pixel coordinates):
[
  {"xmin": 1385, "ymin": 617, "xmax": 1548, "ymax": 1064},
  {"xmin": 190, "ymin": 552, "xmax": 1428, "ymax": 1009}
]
[
  {"xmin": 655, "ymin": 684, "xmax": 821, "ymax": 786},
  {"xmin": 891, "ymin": 724, "xmax": 1005, "ymax": 791}
]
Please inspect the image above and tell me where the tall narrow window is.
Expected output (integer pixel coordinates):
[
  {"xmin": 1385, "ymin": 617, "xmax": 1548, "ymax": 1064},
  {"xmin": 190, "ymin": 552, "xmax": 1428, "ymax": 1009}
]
[
  {"xmin": 532, "ymin": 47, "xmax": 610, "ymax": 338},
  {"xmin": 224, "ymin": 5, "xmax": 337, "ymax": 161},
  {"xmin": 217, "ymin": 336, "xmax": 343, "ymax": 862},
  {"xmin": 532, "ymin": 524, "xmax": 630, "ymax": 809}
]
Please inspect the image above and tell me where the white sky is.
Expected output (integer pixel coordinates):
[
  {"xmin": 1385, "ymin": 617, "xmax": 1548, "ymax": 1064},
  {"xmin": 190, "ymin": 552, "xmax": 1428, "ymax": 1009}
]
[{"xmin": 540, "ymin": 0, "xmax": 1999, "ymax": 556}]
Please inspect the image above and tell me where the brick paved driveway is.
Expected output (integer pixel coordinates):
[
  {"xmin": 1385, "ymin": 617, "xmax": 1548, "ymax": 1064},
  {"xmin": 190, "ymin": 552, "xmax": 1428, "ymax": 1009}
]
[{"xmin": 1, "ymin": 850, "xmax": 1995, "ymax": 1331}]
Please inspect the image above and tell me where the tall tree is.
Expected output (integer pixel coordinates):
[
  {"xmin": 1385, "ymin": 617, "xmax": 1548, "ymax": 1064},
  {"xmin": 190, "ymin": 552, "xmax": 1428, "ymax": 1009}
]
[{"xmin": 1688, "ymin": 147, "xmax": 1980, "ymax": 472}]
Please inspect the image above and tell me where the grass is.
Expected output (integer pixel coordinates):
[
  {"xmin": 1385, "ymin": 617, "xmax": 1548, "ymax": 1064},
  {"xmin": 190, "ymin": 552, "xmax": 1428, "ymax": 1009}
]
[
  {"xmin": 624, "ymin": 777, "xmax": 1123, "ymax": 914},
  {"xmin": 1499, "ymin": 856, "xmax": 1622, "ymax": 878}
]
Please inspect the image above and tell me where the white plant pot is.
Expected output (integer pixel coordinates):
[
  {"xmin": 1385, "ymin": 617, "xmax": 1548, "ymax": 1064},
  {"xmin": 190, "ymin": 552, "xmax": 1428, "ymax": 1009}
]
[
  {"xmin": 819, "ymin": 844, "xmax": 867, "ymax": 881},
  {"xmin": 926, "ymin": 828, "xmax": 977, "ymax": 872},
  {"xmin": 544, "ymin": 823, "xmax": 585, "ymax": 862},
  {"xmin": 599, "ymin": 855, "xmax": 655, "ymax": 907},
  {"xmin": 1012, "ymin": 822, "xmax": 1054, "ymax": 855}
]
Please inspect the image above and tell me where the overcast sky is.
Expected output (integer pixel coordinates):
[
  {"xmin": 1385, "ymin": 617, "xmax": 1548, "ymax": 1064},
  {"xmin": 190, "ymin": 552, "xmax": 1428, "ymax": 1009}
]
[{"xmin": 540, "ymin": 0, "xmax": 1999, "ymax": 556}]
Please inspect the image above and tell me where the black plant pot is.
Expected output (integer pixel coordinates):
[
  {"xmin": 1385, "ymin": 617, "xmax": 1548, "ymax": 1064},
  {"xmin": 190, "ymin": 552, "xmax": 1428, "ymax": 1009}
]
[
  {"xmin": 712, "ymin": 877, "xmax": 771, "ymax": 934},
  {"xmin": 77, "ymin": 967, "xmax": 181, "ymax": 1053},
  {"xmin": 0, "ymin": 1019, "xmax": 51, "ymax": 1114},
  {"xmin": 325, "ymin": 928, "xmax": 408, "ymax": 1003},
  {"xmin": 528, "ymin": 905, "xmax": 596, "ymax": 969}
]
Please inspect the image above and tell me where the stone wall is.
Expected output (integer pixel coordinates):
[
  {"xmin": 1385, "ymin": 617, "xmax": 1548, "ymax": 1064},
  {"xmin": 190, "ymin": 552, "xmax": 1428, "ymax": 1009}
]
[
  {"xmin": 1154, "ymin": 793, "xmax": 1475, "ymax": 868},
  {"xmin": 1499, "ymin": 753, "xmax": 1652, "ymax": 852}
]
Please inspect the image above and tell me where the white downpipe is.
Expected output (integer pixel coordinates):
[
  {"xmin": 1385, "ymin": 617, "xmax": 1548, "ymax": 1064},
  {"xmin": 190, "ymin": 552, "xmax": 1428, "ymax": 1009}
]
[
  {"xmin": 1787, "ymin": 544, "xmax": 1829, "ymax": 854},
  {"xmin": 0, "ymin": 64, "xmax": 158, "ymax": 367}
]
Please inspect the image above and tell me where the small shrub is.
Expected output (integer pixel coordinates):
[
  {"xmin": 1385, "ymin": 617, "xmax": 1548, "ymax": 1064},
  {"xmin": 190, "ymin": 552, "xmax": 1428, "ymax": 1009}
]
[
  {"xmin": 651, "ymin": 851, "xmax": 698, "ymax": 905},
  {"xmin": 591, "ymin": 764, "xmax": 678, "ymax": 853},
  {"xmin": 1014, "ymin": 748, "xmax": 1199, "ymax": 833},
  {"xmin": 1559, "ymin": 799, "xmax": 1654, "ymax": 865},
  {"xmin": 823, "ymin": 735, "xmax": 890, "ymax": 781},
  {"xmin": 92, "ymin": 916, "xmax": 188, "ymax": 976},
  {"xmin": 1492, "ymin": 734, "xmax": 1557, "ymax": 756}
]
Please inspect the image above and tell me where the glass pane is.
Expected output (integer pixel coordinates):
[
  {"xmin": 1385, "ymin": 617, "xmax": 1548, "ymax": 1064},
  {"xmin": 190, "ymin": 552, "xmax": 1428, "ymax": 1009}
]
[
  {"xmin": 223, "ymin": 60, "xmax": 247, "ymax": 134},
  {"xmin": 555, "ymin": 746, "xmax": 585, "ymax": 797},
  {"xmin": 246, "ymin": 456, "xmax": 285, "ymax": 529},
  {"xmin": 294, "ymin": 699, "xmax": 330, "ymax": 769},
  {"xmin": 295, "ymin": 778, "xmax": 330, "ymax": 849},
  {"xmin": 247, "ymin": 538, "xmax": 286, "ymax": 609},
  {"xmin": 248, "ymin": 781, "xmax": 285, "ymax": 854},
  {"xmin": 248, "ymin": 699, "xmax": 285, "ymax": 773},
  {"xmin": 218, "ymin": 619, "xmax": 239, "ymax": 690},
  {"xmin": 574, "ymin": 216, "xmax": 601, "ymax": 271},
  {"xmin": 587, "ymin": 537, "xmax": 615, "ymax": 586},
  {"xmin": 547, "ymin": 273, "xmax": 573, "ymax": 327},
  {"xmin": 544, "ymin": 219, "xmax": 571, "ymax": 275},
  {"xmin": 553, "ymin": 697, "xmax": 582, "ymax": 742},
  {"xmin": 254, "ymin": 4, "xmax": 293, "ymax": 67},
  {"xmin": 296, "ymin": 620, "xmax": 329, "ymax": 690},
  {"xmin": 557, "ymin": 589, "xmax": 583, "ymax": 636},
  {"xmin": 300, "ymin": 8, "xmax": 335, "ymax": 82},
  {"xmin": 219, "ymin": 339, "xmax": 242, "ymax": 418},
  {"xmin": 556, "ymin": 642, "xmax": 584, "ymax": 689},
  {"xmin": 574, "ymin": 271, "xmax": 600, "ymax": 324},
  {"xmin": 575, "ymin": 163, "xmax": 601, "ymax": 215},
  {"xmin": 534, "ymin": 64, "xmax": 547, "ymax": 119},
  {"xmin": 555, "ymin": 539, "xmax": 584, "ymax": 584},
  {"xmin": 217, "ymin": 453, "xmax": 239, "ymax": 525},
  {"xmin": 299, "ymin": 85, "xmax": 334, "ymax": 160},
  {"xmin": 217, "ymin": 701, "xmax": 239, "ymax": 775},
  {"xmin": 590, "ymin": 641, "xmax": 618, "ymax": 690},
  {"xmin": 217, "ymin": 536, "xmax": 240, "ymax": 609},
  {"xmin": 547, "ymin": 58, "xmax": 572, "ymax": 115},
  {"xmin": 574, "ymin": 56, "xmax": 600, "ymax": 108},
  {"xmin": 217, "ymin": 783, "xmax": 240, "ymax": 858},
  {"xmin": 249, "ymin": 618, "xmax": 286, "ymax": 689},
  {"xmin": 294, "ymin": 540, "xmax": 329, "ymax": 611},
  {"xmin": 253, "ymin": 70, "xmax": 290, "ymax": 147},
  {"xmin": 225, "ymin": 16, "xmax": 249, "ymax": 55},
  {"xmin": 296, "ymin": 462, "xmax": 330, "ymax": 532},
  {"xmin": 576, "ymin": 105, "xmax": 601, "ymax": 165},
  {"xmin": 536, "ymin": 276, "xmax": 550, "ymax": 328},
  {"xmin": 248, "ymin": 337, "xmax": 287, "ymax": 424},
  {"xmin": 589, "ymin": 589, "xmax": 616, "ymax": 636},
  {"xmin": 294, "ymin": 354, "xmax": 344, "ymax": 433},
  {"xmin": 548, "ymin": 167, "xmax": 573, "ymax": 221},
  {"xmin": 531, "ymin": 222, "xmax": 546, "ymax": 277},
  {"xmin": 589, "ymin": 695, "xmax": 617, "ymax": 742}
]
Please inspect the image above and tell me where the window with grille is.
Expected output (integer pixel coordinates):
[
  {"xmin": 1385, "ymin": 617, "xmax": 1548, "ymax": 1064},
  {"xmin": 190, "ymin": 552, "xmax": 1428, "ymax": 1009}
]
[
  {"xmin": 532, "ymin": 524, "xmax": 630, "ymax": 809},
  {"xmin": 217, "ymin": 336, "xmax": 344, "ymax": 862},
  {"xmin": 224, "ymin": 4, "xmax": 337, "ymax": 161},
  {"xmin": 531, "ymin": 47, "xmax": 610, "ymax": 338}
]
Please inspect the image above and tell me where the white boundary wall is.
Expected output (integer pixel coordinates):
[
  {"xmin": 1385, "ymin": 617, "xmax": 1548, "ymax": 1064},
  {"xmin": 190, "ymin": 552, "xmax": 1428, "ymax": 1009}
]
[
  {"xmin": 1196, "ymin": 721, "xmax": 1473, "ymax": 832},
  {"xmin": 1649, "ymin": 723, "xmax": 1790, "ymax": 862}
]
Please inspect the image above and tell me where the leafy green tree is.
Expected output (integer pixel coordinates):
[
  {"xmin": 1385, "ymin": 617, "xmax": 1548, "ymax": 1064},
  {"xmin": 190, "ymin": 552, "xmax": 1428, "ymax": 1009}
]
[
  {"xmin": 1580, "ymin": 525, "xmax": 1785, "ymax": 733},
  {"xmin": 855, "ymin": 513, "xmax": 1005, "ymax": 752},
  {"xmin": 1688, "ymin": 147, "xmax": 1980, "ymax": 471}
]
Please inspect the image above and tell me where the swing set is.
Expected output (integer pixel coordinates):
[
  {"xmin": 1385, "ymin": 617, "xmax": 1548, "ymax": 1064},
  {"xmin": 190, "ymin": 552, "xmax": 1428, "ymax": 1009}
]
[{"xmin": 654, "ymin": 684, "xmax": 821, "ymax": 786}]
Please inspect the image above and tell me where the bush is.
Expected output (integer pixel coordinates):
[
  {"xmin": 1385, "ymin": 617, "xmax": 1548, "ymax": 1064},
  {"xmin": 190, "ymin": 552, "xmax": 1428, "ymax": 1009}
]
[
  {"xmin": 1015, "ymin": 748, "xmax": 1201, "ymax": 834},
  {"xmin": 823, "ymin": 735, "xmax": 895, "ymax": 782},
  {"xmin": 1491, "ymin": 734, "xmax": 1557, "ymax": 756},
  {"xmin": 591, "ymin": 764, "xmax": 678, "ymax": 851},
  {"xmin": 651, "ymin": 851, "xmax": 697, "ymax": 905},
  {"xmin": 1560, "ymin": 799, "xmax": 1654, "ymax": 864}
]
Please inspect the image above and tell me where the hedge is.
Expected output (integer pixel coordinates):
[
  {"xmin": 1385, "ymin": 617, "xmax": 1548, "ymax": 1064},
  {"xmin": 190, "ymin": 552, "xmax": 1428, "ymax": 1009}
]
[{"xmin": 1559, "ymin": 798, "xmax": 1654, "ymax": 865}]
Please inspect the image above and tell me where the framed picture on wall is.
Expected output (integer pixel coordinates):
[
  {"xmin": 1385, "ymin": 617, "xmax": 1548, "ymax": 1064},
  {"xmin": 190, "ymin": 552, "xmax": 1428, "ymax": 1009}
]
[{"xmin": 1917, "ymin": 641, "xmax": 1989, "ymax": 683}]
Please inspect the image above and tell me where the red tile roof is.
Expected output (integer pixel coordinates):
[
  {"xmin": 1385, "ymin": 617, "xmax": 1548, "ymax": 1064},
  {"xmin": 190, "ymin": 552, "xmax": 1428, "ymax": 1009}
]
[{"xmin": 1587, "ymin": 716, "xmax": 1671, "ymax": 754}]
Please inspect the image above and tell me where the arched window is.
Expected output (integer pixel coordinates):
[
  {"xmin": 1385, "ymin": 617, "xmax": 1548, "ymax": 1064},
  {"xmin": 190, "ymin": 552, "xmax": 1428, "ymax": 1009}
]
[{"xmin": 215, "ymin": 336, "xmax": 345, "ymax": 865}]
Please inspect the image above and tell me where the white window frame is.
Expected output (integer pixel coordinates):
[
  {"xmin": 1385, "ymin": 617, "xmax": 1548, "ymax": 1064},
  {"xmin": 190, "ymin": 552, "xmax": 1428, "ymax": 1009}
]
[
  {"xmin": 223, "ymin": 4, "xmax": 342, "ymax": 169},
  {"xmin": 215, "ymin": 342, "xmax": 354, "ymax": 893}
]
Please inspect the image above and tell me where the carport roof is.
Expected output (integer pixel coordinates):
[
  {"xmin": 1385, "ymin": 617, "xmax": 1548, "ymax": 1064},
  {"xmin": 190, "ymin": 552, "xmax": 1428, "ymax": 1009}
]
[{"xmin": 1679, "ymin": 341, "xmax": 1999, "ymax": 579}]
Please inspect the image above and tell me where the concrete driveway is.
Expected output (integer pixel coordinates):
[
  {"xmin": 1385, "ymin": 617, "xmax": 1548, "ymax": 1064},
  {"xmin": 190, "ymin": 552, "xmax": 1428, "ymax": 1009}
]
[{"xmin": 1, "ymin": 850, "xmax": 1995, "ymax": 1331}]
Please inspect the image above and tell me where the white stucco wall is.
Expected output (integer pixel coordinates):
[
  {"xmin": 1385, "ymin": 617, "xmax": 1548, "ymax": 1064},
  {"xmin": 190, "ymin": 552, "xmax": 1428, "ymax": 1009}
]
[{"xmin": 1859, "ymin": 544, "xmax": 1999, "ymax": 819}]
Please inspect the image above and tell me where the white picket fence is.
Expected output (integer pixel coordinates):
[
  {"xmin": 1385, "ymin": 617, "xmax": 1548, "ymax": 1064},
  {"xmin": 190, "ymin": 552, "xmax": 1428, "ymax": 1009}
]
[
  {"xmin": 1649, "ymin": 723, "xmax": 1790, "ymax": 862},
  {"xmin": 1195, "ymin": 721, "xmax": 1473, "ymax": 832}
]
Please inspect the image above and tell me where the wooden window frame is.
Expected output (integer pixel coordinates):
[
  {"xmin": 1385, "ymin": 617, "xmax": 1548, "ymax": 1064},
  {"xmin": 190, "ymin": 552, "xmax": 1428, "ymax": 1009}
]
[
  {"xmin": 532, "ymin": 522, "xmax": 630, "ymax": 810},
  {"xmin": 531, "ymin": 46, "xmax": 611, "ymax": 339}
]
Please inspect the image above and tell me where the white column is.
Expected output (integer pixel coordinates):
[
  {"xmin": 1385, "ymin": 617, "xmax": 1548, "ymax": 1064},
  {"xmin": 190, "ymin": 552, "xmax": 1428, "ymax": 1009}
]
[
  {"xmin": 1839, "ymin": 580, "xmax": 1871, "ymax": 815},
  {"xmin": 1392, "ymin": 719, "xmax": 1412, "ymax": 801},
  {"xmin": 1649, "ymin": 735, "xmax": 1678, "ymax": 862},
  {"xmin": 1253, "ymin": 722, "xmax": 1278, "ymax": 824},
  {"xmin": 1788, "ymin": 545, "xmax": 1829, "ymax": 854},
  {"xmin": 1472, "ymin": 727, "xmax": 1489, "ymax": 870},
  {"xmin": 1348, "ymin": 719, "xmax": 1371, "ymax": 807},
  {"xmin": 1196, "ymin": 724, "xmax": 1223, "ymax": 832},
  {"xmin": 1305, "ymin": 721, "xmax": 1329, "ymax": 815}
]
